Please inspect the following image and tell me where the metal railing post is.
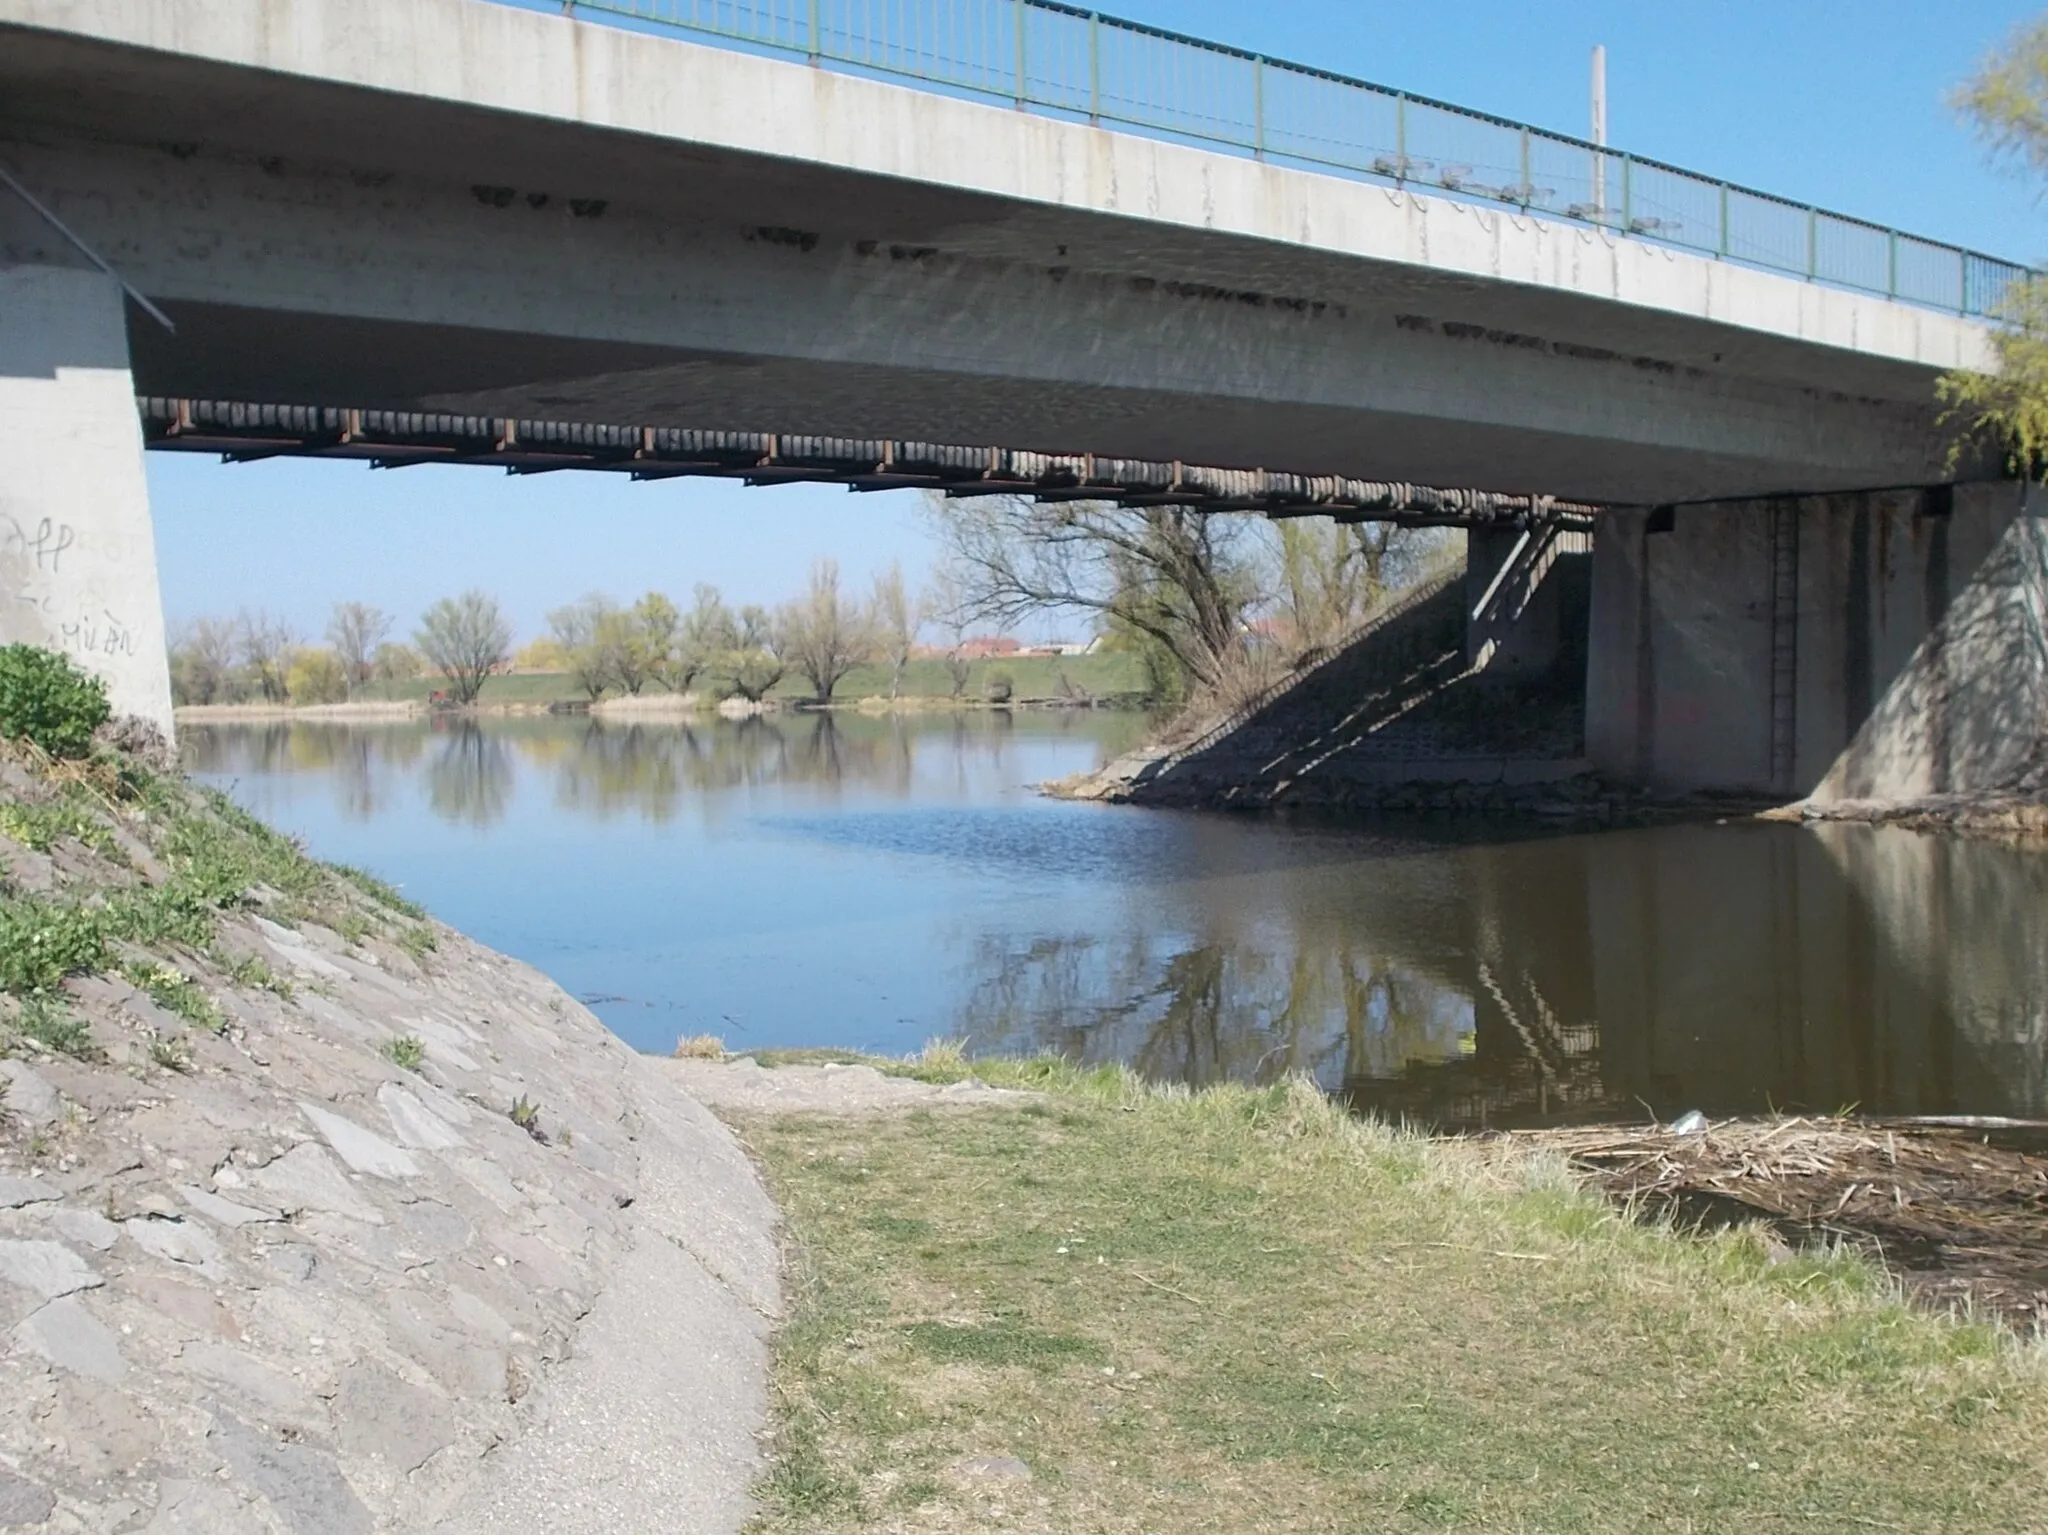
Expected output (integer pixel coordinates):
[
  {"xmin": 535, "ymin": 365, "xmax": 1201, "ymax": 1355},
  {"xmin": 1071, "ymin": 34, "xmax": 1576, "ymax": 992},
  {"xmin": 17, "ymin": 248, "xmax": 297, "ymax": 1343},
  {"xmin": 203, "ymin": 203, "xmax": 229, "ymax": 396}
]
[
  {"xmin": 1620, "ymin": 153, "xmax": 1632, "ymax": 231},
  {"xmin": 1806, "ymin": 207, "xmax": 1817, "ymax": 278},
  {"xmin": 1887, "ymin": 230, "xmax": 1898, "ymax": 299},
  {"xmin": 1088, "ymin": 11, "xmax": 1100, "ymax": 124},
  {"xmin": 1253, "ymin": 57, "xmax": 1265, "ymax": 159},
  {"xmin": 1013, "ymin": 0, "xmax": 1026, "ymax": 108},
  {"xmin": 1395, "ymin": 91, "xmax": 1407, "ymax": 183},
  {"xmin": 1518, "ymin": 125, "xmax": 1529, "ymax": 204},
  {"xmin": 1960, "ymin": 255, "xmax": 1971, "ymax": 315},
  {"xmin": 807, "ymin": 0, "xmax": 819, "ymax": 63},
  {"xmin": 1717, "ymin": 182, "xmax": 1728, "ymax": 258}
]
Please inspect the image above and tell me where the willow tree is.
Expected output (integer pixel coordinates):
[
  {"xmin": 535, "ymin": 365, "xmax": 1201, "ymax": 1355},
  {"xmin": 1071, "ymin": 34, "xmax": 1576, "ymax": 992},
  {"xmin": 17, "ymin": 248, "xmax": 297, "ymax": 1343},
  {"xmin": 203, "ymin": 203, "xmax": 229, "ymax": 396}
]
[{"xmin": 1943, "ymin": 17, "xmax": 2048, "ymax": 470}]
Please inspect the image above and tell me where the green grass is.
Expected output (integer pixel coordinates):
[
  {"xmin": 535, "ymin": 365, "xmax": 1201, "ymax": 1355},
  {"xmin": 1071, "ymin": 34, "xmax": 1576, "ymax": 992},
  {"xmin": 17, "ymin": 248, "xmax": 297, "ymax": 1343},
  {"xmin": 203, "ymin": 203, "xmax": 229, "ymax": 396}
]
[
  {"xmin": 331, "ymin": 862, "xmax": 427, "ymax": 919},
  {"xmin": 383, "ymin": 1034, "xmax": 425, "ymax": 1071},
  {"xmin": 0, "ymin": 797, "xmax": 118, "ymax": 856},
  {"xmin": 740, "ymin": 1061, "xmax": 2048, "ymax": 1534}
]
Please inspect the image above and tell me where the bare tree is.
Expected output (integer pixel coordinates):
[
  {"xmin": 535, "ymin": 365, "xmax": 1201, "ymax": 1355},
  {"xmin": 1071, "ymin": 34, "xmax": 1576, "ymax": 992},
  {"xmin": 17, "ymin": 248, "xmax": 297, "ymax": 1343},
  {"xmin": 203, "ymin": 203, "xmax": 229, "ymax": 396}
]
[
  {"xmin": 372, "ymin": 642, "xmax": 424, "ymax": 683},
  {"xmin": 629, "ymin": 592, "xmax": 681, "ymax": 693},
  {"xmin": 416, "ymin": 590, "xmax": 513, "ymax": 706},
  {"xmin": 326, "ymin": 602, "xmax": 392, "ymax": 696},
  {"xmin": 671, "ymin": 584, "xmax": 732, "ymax": 697},
  {"xmin": 547, "ymin": 593, "xmax": 618, "ymax": 701},
  {"xmin": 777, "ymin": 558, "xmax": 876, "ymax": 704},
  {"xmin": 871, "ymin": 562, "xmax": 919, "ymax": 700},
  {"xmin": 237, "ymin": 609, "xmax": 299, "ymax": 703},
  {"xmin": 926, "ymin": 494, "xmax": 1264, "ymax": 699},
  {"xmin": 168, "ymin": 617, "xmax": 241, "ymax": 705},
  {"xmin": 721, "ymin": 605, "xmax": 785, "ymax": 702},
  {"xmin": 925, "ymin": 566, "xmax": 976, "ymax": 699}
]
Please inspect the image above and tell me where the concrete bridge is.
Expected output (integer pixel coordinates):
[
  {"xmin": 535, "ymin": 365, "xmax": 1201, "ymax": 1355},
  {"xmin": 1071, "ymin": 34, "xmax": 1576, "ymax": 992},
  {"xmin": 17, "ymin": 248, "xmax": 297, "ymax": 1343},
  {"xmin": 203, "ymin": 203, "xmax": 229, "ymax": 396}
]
[{"xmin": 1, "ymin": 0, "xmax": 2042, "ymax": 803}]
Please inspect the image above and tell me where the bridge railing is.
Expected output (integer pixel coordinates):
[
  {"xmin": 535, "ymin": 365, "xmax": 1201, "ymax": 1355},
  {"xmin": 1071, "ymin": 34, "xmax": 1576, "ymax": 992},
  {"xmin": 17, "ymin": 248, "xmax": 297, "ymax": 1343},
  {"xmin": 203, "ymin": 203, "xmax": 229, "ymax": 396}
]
[{"xmin": 537, "ymin": 0, "xmax": 2030, "ymax": 317}]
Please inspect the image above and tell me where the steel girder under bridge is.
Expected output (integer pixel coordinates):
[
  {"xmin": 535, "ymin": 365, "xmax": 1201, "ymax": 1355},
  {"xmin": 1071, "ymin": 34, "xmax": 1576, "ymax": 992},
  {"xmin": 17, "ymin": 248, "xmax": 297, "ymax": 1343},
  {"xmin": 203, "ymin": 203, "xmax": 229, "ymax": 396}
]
[{"xmin": 138, "ymin": 399, "xmax": 1602, "ymax": 532}]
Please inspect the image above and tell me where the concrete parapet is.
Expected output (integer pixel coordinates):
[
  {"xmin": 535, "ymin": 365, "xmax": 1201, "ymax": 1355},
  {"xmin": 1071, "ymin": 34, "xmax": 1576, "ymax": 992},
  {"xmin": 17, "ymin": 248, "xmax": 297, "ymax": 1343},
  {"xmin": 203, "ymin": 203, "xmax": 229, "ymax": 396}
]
[
  {"xmin": 1586, "ymin": 483, "xmax": 2047, "ymax": 800},
  {"xmin": 0, "ymin": 264, "xmax": 172, "ymax": 735}
]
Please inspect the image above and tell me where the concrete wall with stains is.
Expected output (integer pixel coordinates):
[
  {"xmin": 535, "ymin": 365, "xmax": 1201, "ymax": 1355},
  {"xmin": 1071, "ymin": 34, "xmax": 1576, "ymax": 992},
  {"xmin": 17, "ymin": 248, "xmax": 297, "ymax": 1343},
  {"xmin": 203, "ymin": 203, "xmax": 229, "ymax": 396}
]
[
  {"xmin": 0, "ymin": 265, "xmax": 173, "ymax": 734},
  {"xmin": 1586, "ymin": 485, "xmax": 2047, "ymax": 799}
]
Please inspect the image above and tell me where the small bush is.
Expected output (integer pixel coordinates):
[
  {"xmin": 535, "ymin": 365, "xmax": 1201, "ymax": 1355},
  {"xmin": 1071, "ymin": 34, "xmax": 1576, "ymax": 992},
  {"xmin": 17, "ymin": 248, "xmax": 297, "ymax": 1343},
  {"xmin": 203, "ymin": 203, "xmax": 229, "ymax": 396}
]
[
  {"xmin": 674, "ymin": 1033, "xmax": 726, "ymax": 1059},
  {"xmin": 983, "ymin": 670, "xmax": 1015, "ymax": 704},
  {"xmin": 0, "ymin": 647, "xmax": 111, "ymax": 758},
  {"xmin": 0, "ymin": 897, "xmax": 106, "ymax": 994},
  {"xmin": 384, "ymin": 1035, "xmax": 425, "ymax": 1071},
  {"xmin": 397, "ymin": 924, "xmax": 437, "ymax": 963}
]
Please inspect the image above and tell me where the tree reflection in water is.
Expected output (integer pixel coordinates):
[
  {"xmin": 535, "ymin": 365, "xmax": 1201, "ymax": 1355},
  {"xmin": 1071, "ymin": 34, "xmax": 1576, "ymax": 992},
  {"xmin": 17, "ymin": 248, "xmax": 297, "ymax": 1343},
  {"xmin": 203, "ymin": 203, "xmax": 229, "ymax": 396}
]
[
  {"xmin": 426, "ymin": 721, "xmax": 514, "ymax": 828},
  {"xmin": 181, "ymin": 716, "xmax": 2048, "ymax": 1126}
]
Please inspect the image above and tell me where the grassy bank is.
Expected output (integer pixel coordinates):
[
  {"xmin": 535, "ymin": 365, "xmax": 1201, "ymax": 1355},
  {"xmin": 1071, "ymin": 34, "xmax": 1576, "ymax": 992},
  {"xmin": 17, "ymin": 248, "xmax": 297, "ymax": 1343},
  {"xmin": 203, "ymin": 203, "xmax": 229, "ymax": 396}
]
[
  {"xmin": 734, "ymin": 1056, "xmax": 2048, "ymax": 1533},
  {"xmin": 0, "ymin": 743, "xmax": 437, "ymax": 1070}
]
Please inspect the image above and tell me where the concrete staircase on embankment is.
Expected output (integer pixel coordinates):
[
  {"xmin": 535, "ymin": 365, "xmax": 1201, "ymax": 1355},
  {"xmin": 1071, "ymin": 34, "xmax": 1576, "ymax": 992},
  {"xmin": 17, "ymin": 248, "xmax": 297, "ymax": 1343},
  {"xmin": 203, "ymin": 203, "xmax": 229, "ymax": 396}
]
[{"xmin": 1084, "ymin": 566, "xmax": 1590, "ymax": 809}]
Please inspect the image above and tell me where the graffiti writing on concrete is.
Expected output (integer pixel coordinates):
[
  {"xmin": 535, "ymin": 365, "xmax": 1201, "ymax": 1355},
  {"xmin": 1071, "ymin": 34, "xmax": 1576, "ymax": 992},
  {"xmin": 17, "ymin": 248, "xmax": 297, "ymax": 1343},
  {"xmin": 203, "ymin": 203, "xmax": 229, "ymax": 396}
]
[
  {"xmin": 1, "ymin": 515, "xmax": 78, "ymax": 575},
  {"xmin": 0, "ymin": 515, "xmax": 135, "ymax": 658}
]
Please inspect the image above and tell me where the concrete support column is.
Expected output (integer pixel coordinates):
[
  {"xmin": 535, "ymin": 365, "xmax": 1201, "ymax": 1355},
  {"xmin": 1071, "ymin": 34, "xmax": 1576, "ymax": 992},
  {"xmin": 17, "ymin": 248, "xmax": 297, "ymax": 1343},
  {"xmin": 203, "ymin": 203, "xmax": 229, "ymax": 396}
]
[
  {"xmin": 1585, "ymin": 483, "xmax": 2048, "ymax": 800},
  {"xmin": 0, "ymin": 264, "xmax": 173, "ymax": 736}
]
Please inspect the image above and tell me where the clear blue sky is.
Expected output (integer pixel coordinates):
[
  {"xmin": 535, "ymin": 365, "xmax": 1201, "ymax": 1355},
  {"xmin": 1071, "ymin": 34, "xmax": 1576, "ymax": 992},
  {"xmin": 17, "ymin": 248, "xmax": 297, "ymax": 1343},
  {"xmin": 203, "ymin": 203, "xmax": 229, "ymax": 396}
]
[{"xmin": 153, "ymin": 0, "xmax": 2048, "ymax": 645}]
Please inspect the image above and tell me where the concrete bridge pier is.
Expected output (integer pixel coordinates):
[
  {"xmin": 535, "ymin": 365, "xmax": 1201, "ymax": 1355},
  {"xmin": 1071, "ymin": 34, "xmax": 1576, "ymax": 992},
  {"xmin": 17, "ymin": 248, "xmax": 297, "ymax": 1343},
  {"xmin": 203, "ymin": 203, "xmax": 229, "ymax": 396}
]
[
  {"xmin": 1586, "ymin": 482, "xmax": 2048, "ymax": 801},
  {"xmin": 0, "ymin": 264, "xmax": 173, "ymax": 736}
]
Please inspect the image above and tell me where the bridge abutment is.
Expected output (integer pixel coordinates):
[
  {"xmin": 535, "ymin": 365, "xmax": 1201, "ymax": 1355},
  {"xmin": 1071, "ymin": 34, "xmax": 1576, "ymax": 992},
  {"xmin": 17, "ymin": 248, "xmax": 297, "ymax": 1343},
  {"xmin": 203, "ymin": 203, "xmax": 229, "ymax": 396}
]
[
  {"xmin": 1586, "ymin": 483, "xmax": 2048, "ymax": 801},
  {"xmin": 0, "ymin": 264, "xmax": 173, "ymax": 737},
  {"xmin": 1464, "ymin": 524, "xmax": 1592, "ymax": 681}
]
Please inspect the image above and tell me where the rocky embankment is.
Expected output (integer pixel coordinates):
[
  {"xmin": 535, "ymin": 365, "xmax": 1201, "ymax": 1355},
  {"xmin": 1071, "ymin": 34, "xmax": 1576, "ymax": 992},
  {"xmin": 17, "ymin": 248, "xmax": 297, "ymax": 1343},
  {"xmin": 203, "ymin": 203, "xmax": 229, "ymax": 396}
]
[{"xmin": 0, "ymin": 750, "xmax": 776, "ymax": 1533}]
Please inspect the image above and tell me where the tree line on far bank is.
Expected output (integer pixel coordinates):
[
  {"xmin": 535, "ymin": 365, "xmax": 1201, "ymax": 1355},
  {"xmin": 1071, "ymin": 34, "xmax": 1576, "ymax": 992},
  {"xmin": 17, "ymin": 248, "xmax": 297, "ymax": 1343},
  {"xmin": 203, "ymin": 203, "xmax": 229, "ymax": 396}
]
[
  {"xmin": 169, "ymin": 560, "xmax": 959, "ymax": 709},
  {"xmin": 169, "ymin": 496, "xmax": 1456, "ymax": 714}
]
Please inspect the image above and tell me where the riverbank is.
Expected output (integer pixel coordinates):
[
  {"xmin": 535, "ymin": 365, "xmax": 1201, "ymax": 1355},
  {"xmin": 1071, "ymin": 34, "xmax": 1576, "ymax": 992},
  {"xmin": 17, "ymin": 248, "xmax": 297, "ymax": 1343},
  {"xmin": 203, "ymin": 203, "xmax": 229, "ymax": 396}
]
[
  {"xmin": 174, "ymin": 652, "xmax": 1153, "ymax": 721},
  {"xmin": 0, "ymin": 746, "xmax": 776, "ymax": 1531},
  {"xmin": 1763, "ymin": 790, "xmax": 2048, "ymax": 842},
  {"xmin": 703, "ymin": 1048, "xmax": 2048, "ymax": 1533}
]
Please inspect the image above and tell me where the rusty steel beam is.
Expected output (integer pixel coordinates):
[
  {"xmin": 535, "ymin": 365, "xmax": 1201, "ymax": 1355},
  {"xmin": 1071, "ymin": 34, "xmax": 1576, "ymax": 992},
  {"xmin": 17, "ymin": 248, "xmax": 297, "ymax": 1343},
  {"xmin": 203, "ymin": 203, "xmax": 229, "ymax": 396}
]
[{"xmin": 137, "ymin": 397, "xmax": 1604, "ymax": 529}]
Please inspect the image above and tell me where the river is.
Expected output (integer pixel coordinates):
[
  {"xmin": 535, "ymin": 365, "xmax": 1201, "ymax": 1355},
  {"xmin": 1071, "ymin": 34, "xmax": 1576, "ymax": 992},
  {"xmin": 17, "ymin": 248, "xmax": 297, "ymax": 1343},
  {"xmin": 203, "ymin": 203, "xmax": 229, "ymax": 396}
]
[{"xmin": 185, "ymin": 710, "xmax": 2048, "ymax": 1130}]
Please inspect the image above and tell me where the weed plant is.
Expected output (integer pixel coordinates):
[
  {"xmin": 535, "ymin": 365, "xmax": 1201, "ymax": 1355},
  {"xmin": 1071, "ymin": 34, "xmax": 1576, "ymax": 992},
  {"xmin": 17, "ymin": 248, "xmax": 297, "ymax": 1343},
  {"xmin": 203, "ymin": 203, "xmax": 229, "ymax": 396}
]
[
  {"xmin": 12, "ymin": 996, "xmax": 92, "ymax": 1056},
  {"xmin": 121, "ymin": 961, "xmax": 226, "ymax": 1033},
  {"xmin": 384, "ymin": 1035, "xmax": 426, "ymax": 1071}
]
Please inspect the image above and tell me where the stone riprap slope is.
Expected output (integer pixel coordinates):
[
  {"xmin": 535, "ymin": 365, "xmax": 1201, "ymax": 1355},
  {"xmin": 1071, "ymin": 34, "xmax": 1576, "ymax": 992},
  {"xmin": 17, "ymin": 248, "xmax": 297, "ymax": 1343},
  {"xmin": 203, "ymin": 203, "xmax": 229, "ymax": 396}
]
[
  {"xmin": 0, "ymin": 753, "xmax": 775, "ymax": 1533},
  {"xmin": 1062, "ymin": 576, "xmax": 1590, "ymax": 812}
]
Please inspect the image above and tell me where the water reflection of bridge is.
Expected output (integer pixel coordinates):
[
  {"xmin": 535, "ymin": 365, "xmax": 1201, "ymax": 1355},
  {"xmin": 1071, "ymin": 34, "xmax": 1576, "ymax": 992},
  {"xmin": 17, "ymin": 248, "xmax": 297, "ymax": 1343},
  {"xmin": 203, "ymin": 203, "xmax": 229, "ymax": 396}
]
[{"xmin": 960, "ymin": 819, "xmax": 2048, "ymax": 1128}]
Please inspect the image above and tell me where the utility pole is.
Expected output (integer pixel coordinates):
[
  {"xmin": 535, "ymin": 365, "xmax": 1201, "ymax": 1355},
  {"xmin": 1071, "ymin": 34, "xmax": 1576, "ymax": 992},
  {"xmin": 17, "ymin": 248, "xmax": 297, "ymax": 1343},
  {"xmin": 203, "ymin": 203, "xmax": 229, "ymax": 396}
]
[{"xmin": 1591, "ymin": 44, "xmax": 1608, "ymax": 218}]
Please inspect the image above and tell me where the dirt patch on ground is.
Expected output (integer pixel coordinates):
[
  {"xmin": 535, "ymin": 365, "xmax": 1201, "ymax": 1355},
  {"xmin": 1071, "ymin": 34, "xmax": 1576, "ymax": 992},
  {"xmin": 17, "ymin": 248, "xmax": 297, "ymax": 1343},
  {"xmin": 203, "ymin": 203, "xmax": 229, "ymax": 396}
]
[
  {"xmin": 1513, "ymin": 1117, "xmax": 2048, "ymax": 1326},
  {"xmin": 660, "ymin": 1056, "xmax": 1043, "ymax": 1115}
]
